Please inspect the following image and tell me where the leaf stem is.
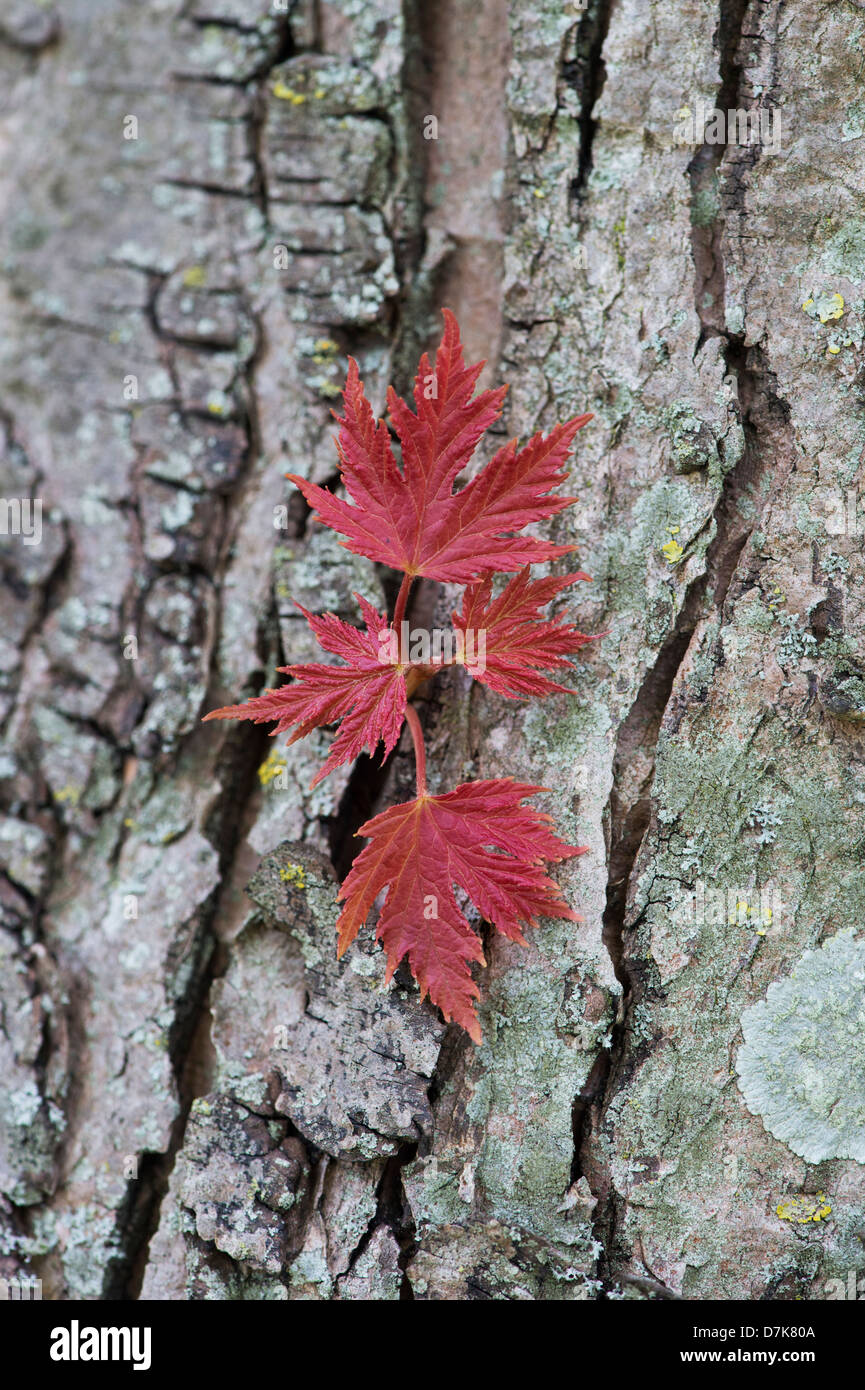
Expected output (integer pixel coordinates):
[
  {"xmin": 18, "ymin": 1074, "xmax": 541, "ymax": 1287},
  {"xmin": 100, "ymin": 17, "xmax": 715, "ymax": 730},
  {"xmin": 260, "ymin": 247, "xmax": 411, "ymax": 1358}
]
[
  {"xmin": 404, "ymin": 703, "xmax": 427, "ymax": 798},
  {"xmin": 392, "ymin": 573, "xmax": 413, "ymax": 659}
]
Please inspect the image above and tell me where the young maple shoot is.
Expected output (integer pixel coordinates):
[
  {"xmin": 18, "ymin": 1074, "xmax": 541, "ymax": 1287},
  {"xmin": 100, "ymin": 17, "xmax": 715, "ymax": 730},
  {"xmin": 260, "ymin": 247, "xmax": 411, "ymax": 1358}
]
[{"xmin": 204, "ymin": 309, "xmax": 595, "ymax": 1041}]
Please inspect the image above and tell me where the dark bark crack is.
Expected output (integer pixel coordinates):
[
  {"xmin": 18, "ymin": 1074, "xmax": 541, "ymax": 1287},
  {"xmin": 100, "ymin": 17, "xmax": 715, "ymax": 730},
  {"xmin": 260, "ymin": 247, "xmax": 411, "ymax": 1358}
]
[
  {"xmin": 566, "ymin": 0, "xmax": 614, "ymax": 202},
  {"xmin": 579, "ymin": 0, "xmax": 797, "ymax": 1297}
]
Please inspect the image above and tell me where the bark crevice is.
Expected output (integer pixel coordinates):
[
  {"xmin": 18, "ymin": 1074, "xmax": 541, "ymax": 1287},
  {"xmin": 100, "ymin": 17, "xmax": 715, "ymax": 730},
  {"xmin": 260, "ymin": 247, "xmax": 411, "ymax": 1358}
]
[{"xmin": 580, "ymin": 0, "xmax": 798, "ymax": 1293}]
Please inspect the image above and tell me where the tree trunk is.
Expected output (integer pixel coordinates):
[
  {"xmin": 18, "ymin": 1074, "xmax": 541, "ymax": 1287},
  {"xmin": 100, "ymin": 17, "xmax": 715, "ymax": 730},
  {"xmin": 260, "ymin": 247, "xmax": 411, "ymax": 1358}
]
[{"xmin": 1, "ymin": 0, "xmax": 863, "ymax": 1301}]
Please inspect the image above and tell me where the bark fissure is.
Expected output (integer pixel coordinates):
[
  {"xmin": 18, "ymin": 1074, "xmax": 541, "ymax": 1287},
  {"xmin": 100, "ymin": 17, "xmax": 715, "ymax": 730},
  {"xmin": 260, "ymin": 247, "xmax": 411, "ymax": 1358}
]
[
  {"xmin": 106, "ymin": 5, "xmax": 309, "ymax": 1294},
  {"xmin": 581, "ymin": 0, "xmax": 799, "ymax": 1293},
  {"xmin": 567, "ymin": 0, "xmax": 614, "ymax": 201},
  {"xmin": 122, "ymin": 0, "xmax": 442, "ymax": 1296}
]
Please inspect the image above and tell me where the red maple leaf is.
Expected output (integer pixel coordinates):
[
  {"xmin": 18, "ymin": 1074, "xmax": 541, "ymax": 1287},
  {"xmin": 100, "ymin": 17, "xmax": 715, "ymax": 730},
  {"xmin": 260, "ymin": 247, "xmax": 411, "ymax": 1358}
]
[
  {"xmin": 203, "ymin": 594, "xmax": 405, "ymax": 787},
  {"xmin": 454, "ymin": 565, "xmax": 597, "ymax": 697},
  {"xmin": 286, "ymin": 309, "xmax": 592, "ymax": 583},
  {"xmin": 336, "ymin": 778, "xmax": 585, "ymax": 1041},
  {"xmin": 204, "ymin": 311, "xmax": 596, "ymax": 1039}
]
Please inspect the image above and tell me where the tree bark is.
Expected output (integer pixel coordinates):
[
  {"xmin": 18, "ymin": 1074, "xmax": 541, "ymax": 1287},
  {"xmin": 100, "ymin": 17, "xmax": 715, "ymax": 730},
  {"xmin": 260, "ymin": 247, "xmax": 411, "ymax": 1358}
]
[{"xmin": 1, "ymin": 0, "xmax": 863, "ymax": 1301}]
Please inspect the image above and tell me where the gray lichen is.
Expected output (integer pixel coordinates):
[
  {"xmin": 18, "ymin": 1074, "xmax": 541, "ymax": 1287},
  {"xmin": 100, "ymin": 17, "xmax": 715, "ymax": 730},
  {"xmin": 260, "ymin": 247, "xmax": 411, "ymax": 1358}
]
[{"xmin": 736, "ymin": 930, "xmax": 865, "ymax": 1164}]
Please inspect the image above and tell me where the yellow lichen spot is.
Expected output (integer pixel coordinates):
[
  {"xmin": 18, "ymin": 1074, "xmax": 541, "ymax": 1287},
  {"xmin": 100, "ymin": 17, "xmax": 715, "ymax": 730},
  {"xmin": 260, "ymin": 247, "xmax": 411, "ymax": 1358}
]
[
  {"xmin": 318, "ymin": 381, "xmax": 341, "ymax": 399},
  {"xmin": 182, "ymin": 265, "xmax": 207, "ymax": 288},
  {"xmin": 313, "ymin": 338, "xmax": 338, "ymax": 354},
  {"xmin": 822, "ymin": 293, "xmax": 845, "ymax": 322},
  {"xmin": 661, "ymin": 537, "xmax": 684, "ymax": 564},
  {"xmin": 314, "ymin": 88, "xmax": 326, "ymax": 99},
  {"xmin": 776, "ymin": 1193, "xmax": 832, "ymax": 1224},
  {"xmin": 258, "ymin": 746, "xmax": 287, "ymax": 787},
  {"xmin": 123, "ymin": 817, "xmax": 138, "ymax": 830},
  {"xmin": 827, "ymin": 343, "xmax": 842, "ymax": 355},
  {"xmin": 803, "ymin": 290, "xmax": 845, "ymax": 324},
  {"xmin": 533, "ymin": 188, "xmax": 545, "ymax": 199},
  {"xmin": 279, "ymin": 862, "xmax": 307, "ymax": 890},
  {"xmin": 273, "ymin": 80, "xmax": 306, "ymax": 104},
  {"xmin": 207, "ymin": 399, "xmax": 226, "ymax": 415},
  {"xmin": 53, "ymin": 785, "xmax": 81, "ymax": 806}
]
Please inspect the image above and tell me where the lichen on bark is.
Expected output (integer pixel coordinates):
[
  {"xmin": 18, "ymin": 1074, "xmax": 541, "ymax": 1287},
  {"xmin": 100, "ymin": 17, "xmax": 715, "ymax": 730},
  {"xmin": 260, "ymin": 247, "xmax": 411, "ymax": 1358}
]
[{"xmin": 1, "ymin": 0, "xmax": 864, "ymax": 1303}]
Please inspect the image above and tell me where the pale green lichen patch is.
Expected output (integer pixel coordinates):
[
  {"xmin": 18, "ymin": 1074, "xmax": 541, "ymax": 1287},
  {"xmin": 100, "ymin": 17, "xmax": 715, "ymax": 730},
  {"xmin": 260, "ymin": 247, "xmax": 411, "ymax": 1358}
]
[
  {"xmin": 736, "ymin": 930, "xmax": 865, "ymax": 1163},
  {"xmin": 801, "ymin": 290, "xmax": 845, "ymax": 323},
  {"xmin": 822, "ymin": 216, "xmax": 865, "ymax": 281},
  {"xmin": 690, "ymin": 175, "xmax": 720, "ymax": 228},
  {"xmin": 821, "ymin": 669, "xmax": 865, "ymax": 721},
  {"xmin": 662, "ymin": 402, "xmax": 717, "ymax": 474}
]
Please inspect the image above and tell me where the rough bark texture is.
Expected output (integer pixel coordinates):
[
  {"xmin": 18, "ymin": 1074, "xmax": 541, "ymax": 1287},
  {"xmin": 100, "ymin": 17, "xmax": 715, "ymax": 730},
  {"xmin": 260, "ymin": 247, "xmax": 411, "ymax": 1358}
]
[{"xmin": 1, "ymin": 0, "xmax": 864, "ymax": 1301}]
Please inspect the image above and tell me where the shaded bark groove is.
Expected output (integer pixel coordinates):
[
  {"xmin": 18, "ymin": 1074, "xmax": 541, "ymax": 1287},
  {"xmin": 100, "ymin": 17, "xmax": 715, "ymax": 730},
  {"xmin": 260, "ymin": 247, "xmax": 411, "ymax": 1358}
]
[{"xmin": 582, "ymin": 0, "xmax": 798, "ymax": 1293}]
